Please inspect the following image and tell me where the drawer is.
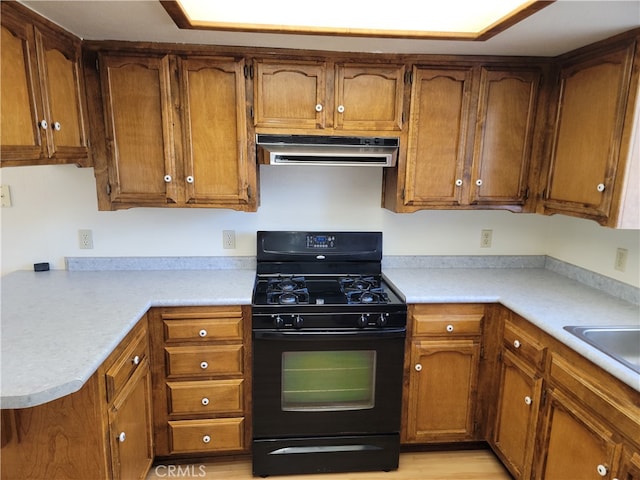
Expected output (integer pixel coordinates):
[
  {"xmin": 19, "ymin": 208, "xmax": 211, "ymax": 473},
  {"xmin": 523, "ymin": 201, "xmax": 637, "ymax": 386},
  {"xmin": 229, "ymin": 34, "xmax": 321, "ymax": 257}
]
[
  {"xmin": 168, "ymin": 379, "xmax": 243, "ymax": 416},
  {"xmin": 503, "ymin": 321, "xmax": 546, "ymax": 370},
  {"xmin": 413, "ymin": 313, "xmax": 483, "ymax": 336},
  {"xmin": 165, "ymin": 345, "xmax": 243, "ymax": 377},
  {"xmin": 169, "ymin": 418, "xmax": 244, "ymax": 454},
  {"xmin": 105, "ymin": 325, "xmax": 149, "ymax": 402},
  {"xmin": 163, "ymin": 316, "xmax": 243, "ymax": 343}
]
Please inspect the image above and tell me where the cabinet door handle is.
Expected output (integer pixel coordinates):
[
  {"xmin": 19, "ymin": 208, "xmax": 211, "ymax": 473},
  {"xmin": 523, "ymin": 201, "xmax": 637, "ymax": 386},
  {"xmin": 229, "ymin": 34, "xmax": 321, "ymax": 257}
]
[
  {"xmin": 414, "ymin": 363, "xmax": 422, "ymax": 372},
  {"xmin": 513, "ymin": 340, "xmax": 521, "ymax": 349},
  {"xmin": 200, "ymin": 361, "xmax": 208, "ymax": 370},
  {"xmin": 337, "ymin": 105, "xmax": 345, "ymax": 113},
  {"xmin": 202, "ymin": 435, "xmax": 211, "ymax": 444},
  {"xmin": 524, "ymin": 396, "xmax": 532, "ymax": 406},
  {"xmin": 446, "ymin": 324, "xmax": 454, "ymax": 333},
  {"xmin": 117, "ymin": 431, "xmax": 126, "ymax": 442},
  {"xmin": 186, "ymin": 176, "xmax": 194, "ymax": 184},
  {"xmin": 132, "ymin": 355, "xmax": 140, "ymax": 365},
  {"xmin": 201, "ymin": 397, "xmax": 210, "ymax": 406},
  {"xmin": 597, "ymin": 183, "xmax": 606, "ymax": 192},
  {"xmin": 164, "ymin": 175, "xmax": 172, "ymax": 183},
  {"xmin": 199, "ymin": 329, "xmax": 208, "ymax": 337},
  {"xmin": 455, "ymin": 179, "xmax": 463, "ymax": 187},
  {"xmin": 475, "ymin": 179, "xmax": 483, "ymax": 186},
  {"xmin": 53, "ymin": 122, "xmax": 61, "ymax": 131},
  {"xmin": 596, "ymin": 464, "xmax": 608, "ymax": 476},
  {"xmin": 315, "ymin": 104, "xmax": 323, "ymax": 112},
  {"xmin": 39, "ymin": 119, "xmax": 48, "ymax": 130}
]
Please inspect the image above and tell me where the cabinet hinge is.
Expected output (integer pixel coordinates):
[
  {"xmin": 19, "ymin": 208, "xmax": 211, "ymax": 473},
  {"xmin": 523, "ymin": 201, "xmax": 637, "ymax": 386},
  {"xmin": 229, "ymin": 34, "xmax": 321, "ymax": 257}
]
[
  {"xmin": 473, "ymin": 420, "xmax": 478, "ymax": 434},
  {"xmin": 404, "ymin": 70, "xmax": 413, "ymax": 85},
  {"xmin": 541, "ymin": 388, "xmax": 548, "ymax": 406},
  {"xmin": 401, "ymin": 188, "xmax": 405, "ymax": 200},
  {"xmin": 524, "ymin": 187, "xmax": 530, "ymax": 200},
  {"xmin": 95, "ymin": 59, "xmax": 99, "ymax": 72},
  {"xmin": 498, "ymin": 350, "xmax": 502, "ymax": 363},
  {"xmin": 244, "ymin": 64, "xmax": 254, "ymax": 79},
  {"xmin": 247, "ymin": 185, "xmax": 252, "ymax": 199},
  {"xmin": 480, "ymin": 344, "xmax": 484, "ymax": 358},
  {"xmin": 106, "ymin": 183, "xmax": 111, "ymax": 195}
]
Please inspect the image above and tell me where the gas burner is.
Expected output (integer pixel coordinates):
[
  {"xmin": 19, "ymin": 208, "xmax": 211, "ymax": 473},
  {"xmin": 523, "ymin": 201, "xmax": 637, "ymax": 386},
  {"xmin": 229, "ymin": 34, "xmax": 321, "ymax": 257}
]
[
  {"xmin": 267, "ymin": 276, "xmax": 310, "ymax": 305},
  {"xmin": 339, "ymin": 276, "xmax": 389, "ymax": 304},
  {"xmin": 344, "ymin": 287, "xmax": 390, "ymax": 305}
]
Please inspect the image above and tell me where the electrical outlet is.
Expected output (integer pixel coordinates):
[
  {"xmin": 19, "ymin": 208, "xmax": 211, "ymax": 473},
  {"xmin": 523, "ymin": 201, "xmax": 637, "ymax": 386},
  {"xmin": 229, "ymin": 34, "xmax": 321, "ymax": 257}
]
[
  {"xmin": 614, "ymin": 247, "xmax": 628, "ymax": 272},
  {"xmin": 480, "ymin": 229, "xmax": 493, "ymax": 248},
  {"xmin": 78, "ymin": 229, "xmax": 94, "ymax": 249},
  {"xmin": 223, "ymin": 230, "xmax": 236, "ymax": 249}
]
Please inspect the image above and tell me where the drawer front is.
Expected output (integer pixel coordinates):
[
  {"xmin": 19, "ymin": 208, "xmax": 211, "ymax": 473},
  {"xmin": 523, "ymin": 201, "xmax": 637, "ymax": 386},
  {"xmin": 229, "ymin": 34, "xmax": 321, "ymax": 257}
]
[
  {"xmin": 163, "ymin": 317, "xmax": 243, "ymax": 343},
  {"xmin": 169, "ymin": 418, "xmax": 244, "ymax": 454},
  {"xmin": 168, "ymin": 379, "xmax": 243, "ymax": 415},
  {"xmin": 106, "ymin": 325, "xmax": 149, "ymax": 402},
  {"xmin": 503, "ymin": 321, "xmax": 546, "ymax": 370},
  {"xmin": 413, "ymin": 314, "xmax": 483, "ymax": 336},
  {"xmin": 165, "ymin": 345, "xmax": 243, "ymax": 377}
]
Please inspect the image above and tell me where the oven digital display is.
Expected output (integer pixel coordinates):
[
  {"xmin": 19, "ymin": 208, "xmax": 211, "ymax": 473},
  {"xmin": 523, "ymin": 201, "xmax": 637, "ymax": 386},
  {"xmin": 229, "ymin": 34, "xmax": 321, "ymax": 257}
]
[{"xmin": 306, "ymin": 234, "xmax": 336, "ymax": 249}]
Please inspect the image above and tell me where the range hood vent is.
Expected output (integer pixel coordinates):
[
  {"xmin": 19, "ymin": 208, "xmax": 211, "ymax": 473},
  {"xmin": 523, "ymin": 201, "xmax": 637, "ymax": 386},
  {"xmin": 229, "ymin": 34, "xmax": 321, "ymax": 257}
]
[{"xmin": 256, "ymin": 134, "xmax": 399, "ymax": 167}]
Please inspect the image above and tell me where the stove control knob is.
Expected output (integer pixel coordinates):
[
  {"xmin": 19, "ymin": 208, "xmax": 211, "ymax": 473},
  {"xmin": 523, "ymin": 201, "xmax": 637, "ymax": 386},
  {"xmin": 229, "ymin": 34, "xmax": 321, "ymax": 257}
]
[
  {"xmin": 357, "ymin": 314, "xmax": 369, "ymax": 328},
  {"xmin": 273, "ymin": 315, "xmax": 285, "ymax": 328},
  {"xmin": 377, "ymin": 313, "xmax": 388, "ymax": 327},
  {"xmin": 293, "ymin": 315, "xmax": 304, "ymax": 329}
]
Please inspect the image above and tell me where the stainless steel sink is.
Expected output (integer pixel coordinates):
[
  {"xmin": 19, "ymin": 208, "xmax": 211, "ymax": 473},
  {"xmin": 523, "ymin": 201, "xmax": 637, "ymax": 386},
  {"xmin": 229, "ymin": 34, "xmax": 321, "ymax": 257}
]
[{"xmin": 563, "ymin": 326, "xmax": 640, "ymax": 374}]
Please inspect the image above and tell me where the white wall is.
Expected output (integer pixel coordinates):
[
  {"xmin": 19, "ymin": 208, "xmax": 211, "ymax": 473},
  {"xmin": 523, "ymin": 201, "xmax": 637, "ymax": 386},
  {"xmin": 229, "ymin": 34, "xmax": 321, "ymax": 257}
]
[{"xmin": 1, "ymin": 164, "xmax": 638, "ymax": 287}]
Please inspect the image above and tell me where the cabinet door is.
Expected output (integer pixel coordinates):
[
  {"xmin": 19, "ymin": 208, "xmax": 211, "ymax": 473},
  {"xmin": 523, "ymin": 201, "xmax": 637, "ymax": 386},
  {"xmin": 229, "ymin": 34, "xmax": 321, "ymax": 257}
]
[
  {"xmin": 179, "ymin": 56, "xmax": 252, "ymax": 207},
  {"xmin": 334, "ymin": 63, "xmax": 404, "ymax": 131},
  {"xmin": 403, "ymin": 66, "xmax": 474, "ymax": 207},
  {"xmin": 470, "ymin": 67, "xmax": 540, "ymax": 206},
  {"xmin": 493, "ymin": 350, "xmax": 543, "ymax": 479},
  {"xmin": 0, "ymin": 15, "xmax": 43, "ymax": 164},
  {"xmin": 35, "ymin": 26, "xmax": 89, "ymax": 162},
  {"xmin": 406, "ymin": 338, "xmax": 480, "ymax": 442},
  {"xmin": 618, "ymin": 450, "xmax": 640, "ymax": 480},
  {"xmin": 99, "ymin": 53, "xmax": 178, "ymax": 205},
  {"xmin": 543, "ymin": 43, "xmax": 636, "ymax": 221},
  {"xmin": 537, "ymin": 388, "xmax": 621, "ymax": 480},
  {"xmin": 253, "ymin": 59, "xmax": 326, "ymax": 129},
  {"xmin": 109, "ymin": 365, "xmax": 153, "ymax": 480}
]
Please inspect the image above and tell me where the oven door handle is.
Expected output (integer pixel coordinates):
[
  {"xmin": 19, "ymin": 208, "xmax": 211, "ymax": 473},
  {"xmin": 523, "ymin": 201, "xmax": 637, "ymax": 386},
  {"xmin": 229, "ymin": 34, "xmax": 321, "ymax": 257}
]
[{"xmin": 253, "ymin": 328, "xmax": 406, "ymax": 341}]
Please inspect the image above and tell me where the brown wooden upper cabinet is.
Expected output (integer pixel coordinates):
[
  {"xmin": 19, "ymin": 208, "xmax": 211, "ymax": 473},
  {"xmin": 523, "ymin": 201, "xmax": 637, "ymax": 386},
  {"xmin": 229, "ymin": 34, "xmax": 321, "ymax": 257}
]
[
  {"xmin": 0, "ymin": 2, "xmax": 90, "ymax": 167},
  {"xmin": 253, "ymin": 58, "xmax": 405, "ymax": 133},
  {"xmin": 387, "ymin": 64, "xmax": 543, "ymax": 213},
  {"xmin": 94, "ymin": 52, "xmax": 255, "ymax": 211},
  {"xmin": 540, "ymin": 35, "xmax": 640, "ymax": 228}
]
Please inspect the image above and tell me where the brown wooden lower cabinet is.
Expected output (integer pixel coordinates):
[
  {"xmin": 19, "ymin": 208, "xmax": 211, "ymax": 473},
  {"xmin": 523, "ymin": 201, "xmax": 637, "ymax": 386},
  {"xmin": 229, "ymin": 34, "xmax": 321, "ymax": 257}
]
[{"xmin": 0, "ymin": 316, "xmax": 152, "ymax": 480}]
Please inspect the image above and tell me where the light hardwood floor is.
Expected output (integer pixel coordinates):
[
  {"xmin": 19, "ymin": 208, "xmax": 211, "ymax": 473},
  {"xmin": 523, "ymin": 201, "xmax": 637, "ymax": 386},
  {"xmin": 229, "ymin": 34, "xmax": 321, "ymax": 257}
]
[{"xmin": 146, "ymin": 449, "xmax": 511, "ymax": 479}]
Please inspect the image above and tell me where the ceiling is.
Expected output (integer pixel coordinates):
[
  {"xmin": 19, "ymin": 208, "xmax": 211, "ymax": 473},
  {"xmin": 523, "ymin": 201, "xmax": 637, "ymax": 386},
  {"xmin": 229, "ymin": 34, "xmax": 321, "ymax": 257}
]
[{"xmin": 20, "ymin": 0, "xmax": 640, "ymax": 57}]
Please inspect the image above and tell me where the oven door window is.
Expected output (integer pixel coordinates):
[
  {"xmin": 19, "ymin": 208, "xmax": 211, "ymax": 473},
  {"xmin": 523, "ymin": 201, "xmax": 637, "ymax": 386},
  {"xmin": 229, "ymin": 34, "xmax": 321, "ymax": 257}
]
[{"xmin": 282, "ymin": 350, "xmax": 376, "ymax": 411}]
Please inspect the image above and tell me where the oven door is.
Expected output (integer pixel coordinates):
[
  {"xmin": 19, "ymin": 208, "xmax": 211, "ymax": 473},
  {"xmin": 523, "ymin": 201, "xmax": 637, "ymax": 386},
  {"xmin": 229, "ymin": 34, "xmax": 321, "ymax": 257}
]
[{"xmin": 252, "ymin": 328, "xmax": 405, "ymax": 438}]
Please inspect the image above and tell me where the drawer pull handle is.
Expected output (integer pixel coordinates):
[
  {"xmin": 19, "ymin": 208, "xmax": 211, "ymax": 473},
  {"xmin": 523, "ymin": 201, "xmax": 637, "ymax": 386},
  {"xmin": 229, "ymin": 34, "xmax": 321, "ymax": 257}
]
[
  {"xmin": 524, "ymin": 396, "xmax": 532, "ymax": 406},
  {"xmin": 201, "ymin": 397, "xmax": 210, "ymax": 406},
  {"xmin": 200, "ymin": 361, "xmax": 208, "ymax": 370},
  {"xmin": 414, "ymin": 363, "xmax": 422, "ymax": 372},
  {"xmin": 513, "ymin": 340, "xmax": 521, "ymax": 349},
  {"xmin": 117, "ymin": 431, "xmax": 126, "ymax": 442},
  {"xmin": 199, "ymin": 329, "xmax": 208, "ymax": 337},
  {"xmin": 202, "ymin": 435, "xmax": 211, "ymax": 444},
  {"xmin": 597, "ymin": 464, "xmax": 608, "ymax": 476},
  {"xmin": 446, "ymin": 324, "xmax": 454, "ymax": 333},
  {"xmin": 132, "ymin": 355, "xmax": 140, "ymax": 365}
]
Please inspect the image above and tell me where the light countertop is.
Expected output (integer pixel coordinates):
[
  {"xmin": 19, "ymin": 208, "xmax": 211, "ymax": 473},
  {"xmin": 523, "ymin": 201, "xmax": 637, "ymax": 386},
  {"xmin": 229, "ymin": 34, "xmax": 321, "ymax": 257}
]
[{"xmin": 1, "ymin": 265, "xmax": 638, "ymax": 409}]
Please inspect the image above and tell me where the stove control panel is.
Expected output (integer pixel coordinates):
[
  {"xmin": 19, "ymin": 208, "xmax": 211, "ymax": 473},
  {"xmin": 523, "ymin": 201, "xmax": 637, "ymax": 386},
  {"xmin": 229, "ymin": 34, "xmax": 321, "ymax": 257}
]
[
  {"xmin": 306, "ymin": 234, "xmax": 336, "ymax": 249},
  {"xmin": 257, "ymin": 312, "xmax": 405, "ymax": 330}
]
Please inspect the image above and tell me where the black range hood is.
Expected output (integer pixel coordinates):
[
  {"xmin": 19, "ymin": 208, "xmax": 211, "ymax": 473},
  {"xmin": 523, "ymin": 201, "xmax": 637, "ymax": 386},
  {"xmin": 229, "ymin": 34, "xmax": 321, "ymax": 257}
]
[{"xmin": 256, "ymin": 134, "xmax": 399, "ymax": 167}]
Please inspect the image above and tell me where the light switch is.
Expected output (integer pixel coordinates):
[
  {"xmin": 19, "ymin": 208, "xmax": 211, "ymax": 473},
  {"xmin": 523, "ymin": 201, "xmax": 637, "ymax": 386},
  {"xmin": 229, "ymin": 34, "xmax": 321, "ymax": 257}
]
[{"xmin": 1, "ymin": 185, "xmax": 12, "ymax": 207}]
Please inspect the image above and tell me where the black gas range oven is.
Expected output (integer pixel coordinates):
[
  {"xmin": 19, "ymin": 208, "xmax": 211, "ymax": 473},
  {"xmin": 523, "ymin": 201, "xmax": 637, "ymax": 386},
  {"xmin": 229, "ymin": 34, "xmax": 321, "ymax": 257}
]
[{"xmin": 251, "ymin": 231, "xmax": 407, "ymax": 477}]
